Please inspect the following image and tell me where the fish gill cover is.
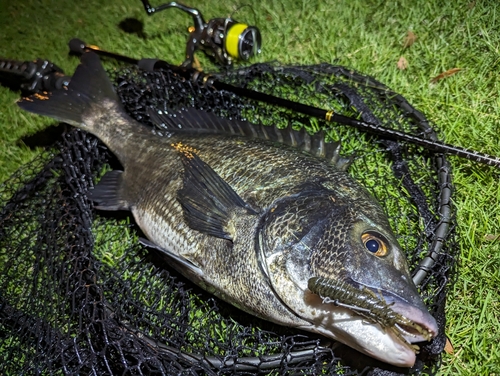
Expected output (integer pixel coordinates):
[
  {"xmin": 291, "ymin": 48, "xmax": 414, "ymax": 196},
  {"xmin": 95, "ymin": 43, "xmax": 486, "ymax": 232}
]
[{"xmin": 0, "ymin": 62, "xmax": 456, "ymax": 375}]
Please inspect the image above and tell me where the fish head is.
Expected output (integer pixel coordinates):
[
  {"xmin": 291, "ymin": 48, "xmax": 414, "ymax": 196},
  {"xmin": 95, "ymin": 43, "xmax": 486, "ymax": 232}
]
[{"xmin": 257, "ymin": 183, "xmax": 438, "ymax": 367}]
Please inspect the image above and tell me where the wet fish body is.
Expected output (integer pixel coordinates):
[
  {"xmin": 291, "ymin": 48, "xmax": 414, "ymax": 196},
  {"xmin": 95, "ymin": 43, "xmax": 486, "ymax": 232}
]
[{"xmin": 18, "ymin": 52, "xmax": 438, "ymax": 367}]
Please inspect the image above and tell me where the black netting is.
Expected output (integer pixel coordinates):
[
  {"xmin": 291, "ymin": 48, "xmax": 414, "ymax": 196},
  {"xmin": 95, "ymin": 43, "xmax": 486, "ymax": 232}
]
[{"xmin": 0, "ymin": 62, "xmax": 458, "ymax": 375}]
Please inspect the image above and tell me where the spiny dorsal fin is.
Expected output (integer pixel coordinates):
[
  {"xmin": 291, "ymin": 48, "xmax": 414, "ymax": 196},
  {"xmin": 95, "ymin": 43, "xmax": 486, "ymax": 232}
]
[
  {"xmin": 149, "ymin": 107, "xmax": 348, "ymax": 168},
  {"xmin": 173, "ymin": 142, "xmax": 257, "ymax": 240}
]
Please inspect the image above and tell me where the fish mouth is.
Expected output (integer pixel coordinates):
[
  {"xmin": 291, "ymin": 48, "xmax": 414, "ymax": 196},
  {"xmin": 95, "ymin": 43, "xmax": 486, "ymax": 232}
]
[
  {"xmin": 353, "ymin": 285, "xmax": 439, "ymax": 350},
  {"xmin": 381, "ymin": 295, "xmax": 438, "ymax": 346},
  {"xmin": 304, "ymin": 277, "xmax": 439, "ymax": 367},
  {"xmin": 308, "ymin": 277, "xmax": 438, "ymax": 352}
]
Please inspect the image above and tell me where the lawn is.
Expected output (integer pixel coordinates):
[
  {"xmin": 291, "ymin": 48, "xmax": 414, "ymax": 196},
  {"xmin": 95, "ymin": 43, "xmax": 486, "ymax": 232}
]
[{"xmin": 1, "ymin": 0, "xmax": 499, "ymax": 374}]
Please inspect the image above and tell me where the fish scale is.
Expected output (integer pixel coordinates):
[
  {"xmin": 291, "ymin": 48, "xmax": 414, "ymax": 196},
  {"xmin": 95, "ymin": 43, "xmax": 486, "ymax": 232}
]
[{"xmin": 117, "ymin": 133, "xmax": 315, "ymax": 325}]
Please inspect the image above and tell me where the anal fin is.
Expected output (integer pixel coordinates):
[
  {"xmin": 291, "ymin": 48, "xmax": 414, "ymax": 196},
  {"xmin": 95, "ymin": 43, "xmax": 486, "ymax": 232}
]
[{"xmin": 89, "ymin": 170, "xmax": 130, "ymax": 211}]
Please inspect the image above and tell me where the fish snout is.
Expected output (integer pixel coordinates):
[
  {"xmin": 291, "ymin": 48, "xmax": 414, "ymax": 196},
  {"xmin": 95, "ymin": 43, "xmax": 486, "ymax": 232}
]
[{"xmin": 388, "ymin": 299, "xmax": 439, "ymax": 343}]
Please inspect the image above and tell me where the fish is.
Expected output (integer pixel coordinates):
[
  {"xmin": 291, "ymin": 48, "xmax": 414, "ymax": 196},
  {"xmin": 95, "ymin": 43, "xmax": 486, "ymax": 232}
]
[{"xmin": 18, "ymin": 52, "xmax": 438, "ymax": 368}]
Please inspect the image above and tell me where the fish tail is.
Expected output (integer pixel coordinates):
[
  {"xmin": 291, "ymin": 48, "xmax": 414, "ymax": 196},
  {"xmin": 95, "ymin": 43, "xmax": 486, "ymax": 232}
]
[{"xmin": 17, "ymin": 52, "xmax": 121, "ymax": 134}]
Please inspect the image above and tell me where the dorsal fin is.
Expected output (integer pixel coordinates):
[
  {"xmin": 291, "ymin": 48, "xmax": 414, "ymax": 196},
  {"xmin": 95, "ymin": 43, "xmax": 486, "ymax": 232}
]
[{"xmin": 148, "ymin": 107, "xmax": 351, "ymax": 168}]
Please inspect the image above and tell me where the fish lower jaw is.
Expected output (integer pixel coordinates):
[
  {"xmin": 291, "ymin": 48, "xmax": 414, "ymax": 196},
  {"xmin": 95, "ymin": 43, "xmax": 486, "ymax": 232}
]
[
  {"xmin": 394, "ymin": 319, "xmax": 433, "ymax": 344},
  {"xmin": 389, "ymin": 301, "xmax": 438, "ymax": 344},
  {"xmin": 303, "ymin": 323, "xmax": 417, "ymax": 368},
  {"xmin": 301, "ymin": 310, "xmax": 417, "ymax": 367}
]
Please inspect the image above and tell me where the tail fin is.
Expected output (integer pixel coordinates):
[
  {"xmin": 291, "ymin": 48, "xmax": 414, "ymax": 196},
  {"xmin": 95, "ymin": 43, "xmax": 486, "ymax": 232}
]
[{"xmin": 17, "ymin": 52, "xmax": 119, "ymax": 127}]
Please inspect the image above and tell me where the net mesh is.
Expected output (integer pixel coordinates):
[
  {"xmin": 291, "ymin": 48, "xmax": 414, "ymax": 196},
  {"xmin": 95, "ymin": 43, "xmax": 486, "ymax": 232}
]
[{"xmin": 0, "ymin": 61, "xmax": 457, "ymax": 375}]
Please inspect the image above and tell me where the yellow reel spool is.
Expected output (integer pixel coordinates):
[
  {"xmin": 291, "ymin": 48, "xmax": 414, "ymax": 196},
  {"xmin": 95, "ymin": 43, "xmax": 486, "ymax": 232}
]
[{"xmin": 225, "ymin": 23, "xmax": 249, "ymax": 59}]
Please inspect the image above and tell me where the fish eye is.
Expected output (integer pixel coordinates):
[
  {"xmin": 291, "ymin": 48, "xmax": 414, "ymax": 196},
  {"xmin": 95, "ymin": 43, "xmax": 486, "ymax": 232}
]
[{"xmin": 361, "ymin": 232, "xmax": 388, "ymax": 257}]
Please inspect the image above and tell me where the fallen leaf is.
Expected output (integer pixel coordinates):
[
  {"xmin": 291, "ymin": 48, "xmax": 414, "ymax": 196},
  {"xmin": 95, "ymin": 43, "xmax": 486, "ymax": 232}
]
[
  {"xmin": 444, "ymin": 337, "xmax": 454, "ymax": 354},
  {"xmin": 484, "ymin": 234, "xmax": 499, "ymax": 241},
  {"xmin": 430, "ymin": 68, "xmax": 462, "ymax": 83},
  {"xmin": 397, "ymin": 56, "xmax": 408, "ymax": 70},
  {"xmin": 403, "ymin": 31, "xmax": 417, "ymax": 48}
]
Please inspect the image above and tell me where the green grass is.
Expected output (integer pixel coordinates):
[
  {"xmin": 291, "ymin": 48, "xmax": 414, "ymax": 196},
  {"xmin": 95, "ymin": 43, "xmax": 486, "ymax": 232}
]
[{"xmin": 1, "ymin": 0, "xmax": 500, "ymax": 374}]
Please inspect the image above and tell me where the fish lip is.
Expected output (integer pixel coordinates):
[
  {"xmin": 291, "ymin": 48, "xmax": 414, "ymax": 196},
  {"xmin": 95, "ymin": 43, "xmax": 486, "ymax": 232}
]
[
  {"xmin": 360, "ymin": 286, "xmax": 439, "ymax": 345},
  {"xmin": 388, "ymin": 299, "xmax": 438, "ymax": 343}
]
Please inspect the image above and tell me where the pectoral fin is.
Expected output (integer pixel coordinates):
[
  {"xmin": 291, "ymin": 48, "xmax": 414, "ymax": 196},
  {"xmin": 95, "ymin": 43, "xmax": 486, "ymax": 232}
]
[{"xmin": 173, "ymin": 143, "xmax": 257, "ymax": 240}]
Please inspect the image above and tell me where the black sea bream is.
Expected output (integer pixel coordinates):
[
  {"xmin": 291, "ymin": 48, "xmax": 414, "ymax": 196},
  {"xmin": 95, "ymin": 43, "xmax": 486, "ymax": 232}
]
[{"xmin": 18, "ymin": 52, "xmax": 438, "ymax": 367}]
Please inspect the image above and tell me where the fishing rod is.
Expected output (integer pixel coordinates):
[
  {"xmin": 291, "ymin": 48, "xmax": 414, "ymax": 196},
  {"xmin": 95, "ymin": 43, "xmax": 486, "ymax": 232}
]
[{"xmin": 69, "ymin": 38, "xmax": 500, "ymax": 169}]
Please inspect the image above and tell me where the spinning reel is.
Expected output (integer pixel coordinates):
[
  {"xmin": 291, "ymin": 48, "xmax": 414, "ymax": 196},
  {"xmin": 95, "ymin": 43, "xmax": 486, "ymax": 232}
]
[{"xmin": 141, "ymin": 1, "xmax": 262, "ymax": 67}]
